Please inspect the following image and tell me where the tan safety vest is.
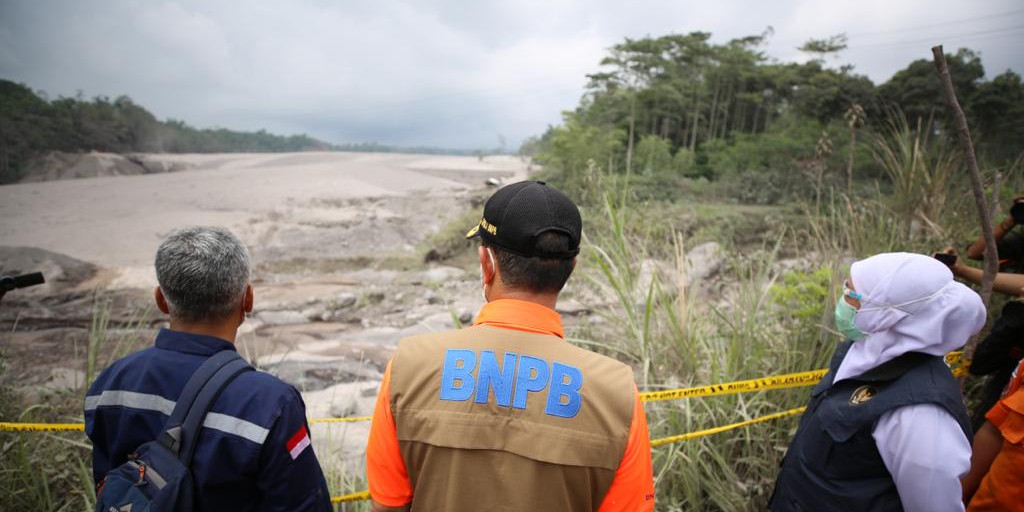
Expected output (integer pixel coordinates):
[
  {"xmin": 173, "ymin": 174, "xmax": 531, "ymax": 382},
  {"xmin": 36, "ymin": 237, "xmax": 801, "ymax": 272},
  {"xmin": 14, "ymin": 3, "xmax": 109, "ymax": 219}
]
[{"xmin": 389, "ymin": 324, "xmax": 637, "ymax": 511}]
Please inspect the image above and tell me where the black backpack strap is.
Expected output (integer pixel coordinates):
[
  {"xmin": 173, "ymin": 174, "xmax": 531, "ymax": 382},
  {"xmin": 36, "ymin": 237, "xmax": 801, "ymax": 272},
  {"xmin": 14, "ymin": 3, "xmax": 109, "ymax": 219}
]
[
  {"xmin": 177, "ymin": 356, "xmax": 252, "ymax": 466},
  {"xmin": 159, "ymin": 350, "xmax": 252, "ymax": 462}
]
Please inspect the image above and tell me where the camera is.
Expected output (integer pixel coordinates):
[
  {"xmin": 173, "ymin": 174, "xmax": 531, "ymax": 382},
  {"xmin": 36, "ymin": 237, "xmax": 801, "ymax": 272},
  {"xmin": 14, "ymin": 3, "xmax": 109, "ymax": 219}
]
[
  {"xmin": 1011, "ymin": 201, "xmax": 1024, "ymax": 224},
  {"xmin": 0, "ymin": 272, "xmax": 46, "ymax": 303},
  {"xmin": 933, "ymin": 253, "xmax": 957, "ymax": 268}
]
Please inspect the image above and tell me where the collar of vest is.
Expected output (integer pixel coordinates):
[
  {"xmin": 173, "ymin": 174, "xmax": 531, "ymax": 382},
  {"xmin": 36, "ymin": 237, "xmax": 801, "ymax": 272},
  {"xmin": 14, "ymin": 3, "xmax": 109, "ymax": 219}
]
[
  {"xmin": 813, "ymin": 343, "xmax": 938, "ymax": 396},
  {"xmin": 473, "ymin": 299, "xmax": 564, "ymax": 338}
]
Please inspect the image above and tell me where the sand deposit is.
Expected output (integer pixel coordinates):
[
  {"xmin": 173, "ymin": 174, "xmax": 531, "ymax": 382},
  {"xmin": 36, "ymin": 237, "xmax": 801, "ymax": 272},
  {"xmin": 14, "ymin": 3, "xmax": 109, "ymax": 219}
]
[{"xmin": 0, "ymin": 151, "xmax": 530, "ymax": 472}]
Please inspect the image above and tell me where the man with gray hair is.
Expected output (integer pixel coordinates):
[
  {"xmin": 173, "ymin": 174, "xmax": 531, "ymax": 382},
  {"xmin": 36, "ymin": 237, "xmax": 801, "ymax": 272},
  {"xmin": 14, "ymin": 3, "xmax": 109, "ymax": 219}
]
[{"xmin": 85, "ymin": 226, "xmax": 332, "ymax": 511}]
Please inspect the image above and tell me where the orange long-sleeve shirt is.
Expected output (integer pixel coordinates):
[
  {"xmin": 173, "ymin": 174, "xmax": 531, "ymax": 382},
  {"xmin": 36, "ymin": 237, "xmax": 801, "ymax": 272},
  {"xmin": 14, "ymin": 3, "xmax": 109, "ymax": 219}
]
[
  {"xmin": 366, "ymin": 299, "xmax": 655, "ymax": 510},
  {"xmin": 969, "ymin": 360, "xmax": 1024, "ymax": 511}
]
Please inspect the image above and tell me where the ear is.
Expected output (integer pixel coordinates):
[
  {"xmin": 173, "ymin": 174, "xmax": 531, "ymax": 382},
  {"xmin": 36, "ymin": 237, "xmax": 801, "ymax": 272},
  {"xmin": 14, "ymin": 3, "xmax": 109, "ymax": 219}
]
[
  {"xmin": 242, "ymin": 284, "xmax": 254, "ymax": 313},
  {"xmin": 479, "ymin": 246, "xmax": 496, "ymax": 286},
  {"xmin": 571, "ymin": 257, "xmax": 577, "ymax": 271},
  {"xmin": 154, "ymin": 287, "xmax": 170, "ymax": 315}
]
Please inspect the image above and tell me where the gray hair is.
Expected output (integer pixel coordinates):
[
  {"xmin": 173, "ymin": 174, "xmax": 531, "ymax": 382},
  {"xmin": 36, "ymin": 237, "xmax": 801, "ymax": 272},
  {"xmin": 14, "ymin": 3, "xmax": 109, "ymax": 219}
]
[{"xmin": 155, "ymin": 226, "xmax": 251, "ymax": 322}]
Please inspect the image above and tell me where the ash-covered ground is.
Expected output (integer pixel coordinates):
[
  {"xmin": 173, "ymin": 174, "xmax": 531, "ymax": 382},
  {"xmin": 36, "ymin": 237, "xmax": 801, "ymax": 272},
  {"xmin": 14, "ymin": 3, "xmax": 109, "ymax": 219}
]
[{"xmin": 0, "ymin": 151, "xmax": 556, "ymax": 472}]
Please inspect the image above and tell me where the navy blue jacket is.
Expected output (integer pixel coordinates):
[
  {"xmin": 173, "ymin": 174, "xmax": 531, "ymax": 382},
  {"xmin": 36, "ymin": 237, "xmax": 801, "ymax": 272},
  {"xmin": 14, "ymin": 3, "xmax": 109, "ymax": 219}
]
[
  {"xmin": 84, "ymin": 328, "xmax": 331, "ymax": 512},
  {"xmin": 770, "ymin": 341, "xmax": 971, "ymax": 512}
]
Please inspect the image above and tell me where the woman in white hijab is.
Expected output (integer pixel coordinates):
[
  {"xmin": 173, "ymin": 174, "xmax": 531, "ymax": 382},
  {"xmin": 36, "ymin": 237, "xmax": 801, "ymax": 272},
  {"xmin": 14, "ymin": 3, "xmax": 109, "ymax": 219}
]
[{"xmin": 771, "ymin": 252, "xmax": 987, "ymax": 512}]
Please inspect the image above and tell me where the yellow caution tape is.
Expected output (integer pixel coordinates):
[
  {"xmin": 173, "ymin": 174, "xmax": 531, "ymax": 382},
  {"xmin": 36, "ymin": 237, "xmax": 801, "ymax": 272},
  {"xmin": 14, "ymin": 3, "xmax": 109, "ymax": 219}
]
[
  {"xmin": 0, "ymin": 350, "xmax": 971, "ymax": 433},
  {"xmin": 640, "ymin": 370, "xmax": 828, "ymax": 402},
  {"xmin": 332, "ymin": 406, "xmax": 814, "ymax": 503},
  {"xmin": 0, "ymin": 418, "xmax": 373, "ymax": 432},
  {"xmin": 650, "ymin": 407, "xmax": 807, "ymax": 447},
  {"xmin": 331, "ymin": 490, "xmax": 371, "ymax": 504},
  {"xmin": 309, "ymin": 416, "xmax": 372, "ymax": 424},
  {"xmin": 0, "ymin": 349, "xmax": 968, "ymax": 505},
  {"xmin": 639, "ymin": 350, "xmax": 966, "ymax": 403},
  {"xmin": 0, "ymin": 422, "xmax": 85, "ymax": 432}
]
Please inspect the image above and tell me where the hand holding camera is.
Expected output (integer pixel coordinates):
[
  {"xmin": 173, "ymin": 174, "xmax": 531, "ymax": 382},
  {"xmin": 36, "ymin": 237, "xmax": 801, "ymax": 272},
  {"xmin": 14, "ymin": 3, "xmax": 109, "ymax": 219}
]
[{"xmin": 933, "ymin": 247, "xmax": 963, "ymax": 274}]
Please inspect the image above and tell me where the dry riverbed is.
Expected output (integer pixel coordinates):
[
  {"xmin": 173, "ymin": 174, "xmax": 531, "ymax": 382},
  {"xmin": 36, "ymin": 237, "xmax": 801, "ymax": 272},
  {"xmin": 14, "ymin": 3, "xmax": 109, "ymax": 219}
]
[{"xmin": 0, "ymin": 151, "xmax": 539, "ymax": 473}]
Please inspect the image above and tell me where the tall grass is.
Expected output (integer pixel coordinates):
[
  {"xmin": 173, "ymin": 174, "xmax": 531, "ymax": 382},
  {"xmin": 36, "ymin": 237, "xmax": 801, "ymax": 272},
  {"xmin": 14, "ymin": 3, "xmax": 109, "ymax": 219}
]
[
  {"xmin": 86, "ymin": 295, "xmax": 152, "ymax": 386},
  {"xmin": 570, "ymin": 182, "xmax": 841, "ymax": 510},
  {"xmin": 565, "ymin": 127, "xmax": 1017, "ymax": 508},
  {"xmin": 870, "ymin": 111, "xmax": 961, "ymax": 229},
  {"xmin": 0, "ymin": 297, "xmax": 149, "ymax": 512}
]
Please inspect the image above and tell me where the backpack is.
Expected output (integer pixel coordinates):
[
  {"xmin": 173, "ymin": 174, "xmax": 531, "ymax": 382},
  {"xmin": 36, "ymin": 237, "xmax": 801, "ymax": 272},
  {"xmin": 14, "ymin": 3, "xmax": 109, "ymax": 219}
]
[{"xmin": 95, "ymin": 350, "xmax": 253, "ymax": 512}]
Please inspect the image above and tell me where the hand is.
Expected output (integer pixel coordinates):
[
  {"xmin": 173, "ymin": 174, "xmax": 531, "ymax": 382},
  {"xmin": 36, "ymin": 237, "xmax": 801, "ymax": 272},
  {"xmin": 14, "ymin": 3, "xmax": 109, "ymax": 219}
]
[{"xmin": 940, "ymin": 247, "xmax": 966, "ymax": 275}]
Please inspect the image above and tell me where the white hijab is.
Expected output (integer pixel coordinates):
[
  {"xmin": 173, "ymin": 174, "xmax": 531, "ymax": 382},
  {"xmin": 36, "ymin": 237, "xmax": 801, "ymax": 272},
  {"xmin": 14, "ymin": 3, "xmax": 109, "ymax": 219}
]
[{"xmin": 834, "ymin": 252, "xmax": 987, "ymax": 383}]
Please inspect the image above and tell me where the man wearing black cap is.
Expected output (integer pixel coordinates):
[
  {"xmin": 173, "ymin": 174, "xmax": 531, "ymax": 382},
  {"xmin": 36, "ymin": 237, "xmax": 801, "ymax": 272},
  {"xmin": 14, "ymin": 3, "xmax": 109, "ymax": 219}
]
[{"xmin": 365, "ymin": 181, "xmax": 655, "ymax": 512}]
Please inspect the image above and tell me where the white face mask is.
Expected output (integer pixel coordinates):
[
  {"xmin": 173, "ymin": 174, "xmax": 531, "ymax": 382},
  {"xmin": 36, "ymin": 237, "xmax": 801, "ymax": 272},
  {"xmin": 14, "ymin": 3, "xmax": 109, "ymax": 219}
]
[{"xmin": 481, "ymin": 247, "xmax": 496, "ymax": 303}]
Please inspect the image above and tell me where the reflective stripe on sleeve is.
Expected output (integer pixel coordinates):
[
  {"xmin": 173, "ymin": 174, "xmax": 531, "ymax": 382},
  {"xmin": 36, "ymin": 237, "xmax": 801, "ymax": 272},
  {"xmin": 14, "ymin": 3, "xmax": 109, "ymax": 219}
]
[
  {"xmin": 86, "ymin": 390, "xmax": 269, "ymax": 445},
  {"xmin": 85, "ymin": 390, "xmax": 175, "ymax": 415},
  {"xmin": 203, "ymin": 412, "xmax": 270, "ymax": 444}
]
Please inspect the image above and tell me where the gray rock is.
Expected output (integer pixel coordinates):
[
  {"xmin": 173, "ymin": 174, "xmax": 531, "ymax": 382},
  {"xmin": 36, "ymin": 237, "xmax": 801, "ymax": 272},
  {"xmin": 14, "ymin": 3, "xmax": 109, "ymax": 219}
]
[
  {"xmin": 420, "ymin": 312, "xmax": 456, "ymax": 330},
  {"xmin": 330, "ymin": 292, "xmax": 357, "ymax": 310},
  {"xmin": 423, "ymin": 289, "xmax": 444, "ymax": 305},
  {"xmin": 0, "ymin": 246, "xmax": 99, "ymax": 294},
  {"xmin": 301, "ymin": 306, "xmax": 327, "ymax": 322},
  {"xmin": 634, "ymin": 259, "xmax": 664, "ymax": 307},
  {"xmin": 264, "ymin": 359, "xmax": 382, "ymax": 392},
  {"xmin": 329, "ymin": 401, "xmax": 358, "ymax": 418},
  {"xmin": 556, "ymin": 299, "xmax": 589, "ymax": 316},
  {"xmin": 256, "ymin": 310, "xmax": 308, "ymax": 325},
  {"xmin": 684, "ymin": 241, "xmax": 723, "ymax": 285},
  {"xmin": 364, "ymin": 291, "xmax": 386, "ymax": 305},
  {"xmin": 420, "ymin": 266, "xmax": 466, "ymax": 283},
  {"xmin": 42, "ymin": 368, "xmax": 85, "ymax": 391}
]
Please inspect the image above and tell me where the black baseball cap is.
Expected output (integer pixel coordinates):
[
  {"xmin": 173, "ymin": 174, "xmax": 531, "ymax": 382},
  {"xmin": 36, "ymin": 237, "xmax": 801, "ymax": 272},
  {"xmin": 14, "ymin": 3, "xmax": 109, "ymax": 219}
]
[{"xmin": 465, "ymin": 181, "xmax": 582, "ymax": 259}]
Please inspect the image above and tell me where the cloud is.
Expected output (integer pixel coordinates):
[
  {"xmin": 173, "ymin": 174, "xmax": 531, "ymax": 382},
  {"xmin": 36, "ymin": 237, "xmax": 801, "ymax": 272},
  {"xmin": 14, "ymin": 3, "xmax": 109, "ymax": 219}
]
[{"xmin": 0, "ymin": 0, "xmax": 1021, "ymax": 149}]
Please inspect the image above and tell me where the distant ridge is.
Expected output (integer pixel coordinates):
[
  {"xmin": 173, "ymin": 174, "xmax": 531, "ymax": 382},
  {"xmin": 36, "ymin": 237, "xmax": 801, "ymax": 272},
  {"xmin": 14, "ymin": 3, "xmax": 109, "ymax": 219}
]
[{"xmin": 0, "ymin": 79, "xmax": 490, "ymax": 184}]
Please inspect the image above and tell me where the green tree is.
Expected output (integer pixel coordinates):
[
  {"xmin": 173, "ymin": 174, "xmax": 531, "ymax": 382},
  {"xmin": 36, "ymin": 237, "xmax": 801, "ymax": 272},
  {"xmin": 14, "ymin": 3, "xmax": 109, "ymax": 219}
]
[
  {"xmin": 878, "ymin": 48, "xmax": 984, "ymax": 125},
  {"xmin": 0, "ymin": 79, "xmax": 336, "ymax": 183},
  {"xmin": 636, "ymin": 134, "xmax": 673, "ymax": 174},
  {"xmin": 970, "ymin": 70, "xmax": 1024, "ymax": 161}
]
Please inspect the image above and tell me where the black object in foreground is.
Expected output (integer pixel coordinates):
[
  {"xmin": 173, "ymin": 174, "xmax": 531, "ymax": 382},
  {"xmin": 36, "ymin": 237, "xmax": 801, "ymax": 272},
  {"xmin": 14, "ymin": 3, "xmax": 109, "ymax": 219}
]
[
  {"xmin": 934, "ymin": 253, "xmax": 957, "ymax": 268},
  {"xmin": 0, "ymin": 271, "xmax": 45, "ymax": 302},
  {"xmin": 1011, "ymin": 201, "xmax": 1024, "ymax": 225}
]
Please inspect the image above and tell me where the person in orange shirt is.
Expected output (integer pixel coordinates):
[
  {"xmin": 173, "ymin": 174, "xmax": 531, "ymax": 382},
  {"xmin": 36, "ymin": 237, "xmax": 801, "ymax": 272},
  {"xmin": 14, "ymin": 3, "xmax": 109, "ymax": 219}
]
[
  {"xmin": 962, "ymin": 358, "xmax": 1024, "ymax": 511},
  {"xmin": 365, "ymin": 181, "xmax": 655, "ymax": 512}
]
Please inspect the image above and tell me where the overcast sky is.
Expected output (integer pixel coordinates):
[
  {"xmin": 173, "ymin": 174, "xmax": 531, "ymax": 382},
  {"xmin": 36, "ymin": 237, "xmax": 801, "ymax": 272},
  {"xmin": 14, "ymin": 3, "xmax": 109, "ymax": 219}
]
[{"xmin": 1, "ymin": 0, "xmax": 1022, "ymax": 150}]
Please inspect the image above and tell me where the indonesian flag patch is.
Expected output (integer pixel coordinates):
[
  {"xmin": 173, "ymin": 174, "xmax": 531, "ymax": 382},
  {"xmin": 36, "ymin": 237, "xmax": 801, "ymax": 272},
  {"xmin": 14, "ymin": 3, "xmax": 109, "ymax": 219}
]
[{"xmin": 286, "ymin": 425, "xmax": 311, "ymax": 460}]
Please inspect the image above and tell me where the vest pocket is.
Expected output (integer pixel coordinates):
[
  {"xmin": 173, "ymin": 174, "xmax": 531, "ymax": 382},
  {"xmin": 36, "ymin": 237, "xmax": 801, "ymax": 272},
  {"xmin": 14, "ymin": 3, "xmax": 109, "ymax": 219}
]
[
  {"xmin": 799, "ymin": 404, "xmax": 886, "ymax": 480},
  {"xmin": 396, "ymin": 408, "xmax": 623, "ymax": 470}
]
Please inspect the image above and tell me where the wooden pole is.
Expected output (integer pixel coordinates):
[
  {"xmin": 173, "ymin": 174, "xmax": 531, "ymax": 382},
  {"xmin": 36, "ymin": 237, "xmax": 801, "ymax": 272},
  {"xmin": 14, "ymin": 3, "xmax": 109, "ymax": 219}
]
[
  {"xmin": 626, "ymin": 97, "xmax": 636, "ymax": 176},
  {"xmin": 931, "ymin": 45, "xmax": 998, "ymax": 371}
]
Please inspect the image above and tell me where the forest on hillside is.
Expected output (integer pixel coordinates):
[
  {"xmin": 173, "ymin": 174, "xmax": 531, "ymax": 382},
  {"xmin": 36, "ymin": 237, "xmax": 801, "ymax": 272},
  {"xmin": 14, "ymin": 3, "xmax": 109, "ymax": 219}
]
[
  {"xmin": 517, "ymin": 32, "xmax": 1024, "ymax": 511},
  {"xmin": 0, "ymin": 80, "xmax": 333, "ymax": 182},
  {"xmin": 525, "ymin": 32, "xmax": 1024, "ymax": 204},
  {"xmin": 0, "ymin": 80, "xmax": 477, "ymax": 184}
]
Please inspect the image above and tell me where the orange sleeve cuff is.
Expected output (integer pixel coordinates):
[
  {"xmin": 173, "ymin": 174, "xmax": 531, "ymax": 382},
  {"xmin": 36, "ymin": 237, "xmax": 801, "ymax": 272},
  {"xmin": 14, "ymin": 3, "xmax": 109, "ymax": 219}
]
[
  {"xmin": 988, "ymin": 367, "xmax": 1024, "ymax": 430},
  {"xmin": 596, "ymin": 387, "xmax": 655, "ymax": 512},
  {"xmin": 986, "ymin": 402, "xmax": 1010, "ymax": 428},
  {"xmin": 366, "ymin": 360, "xmax": 413, "ymax": 507}
]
